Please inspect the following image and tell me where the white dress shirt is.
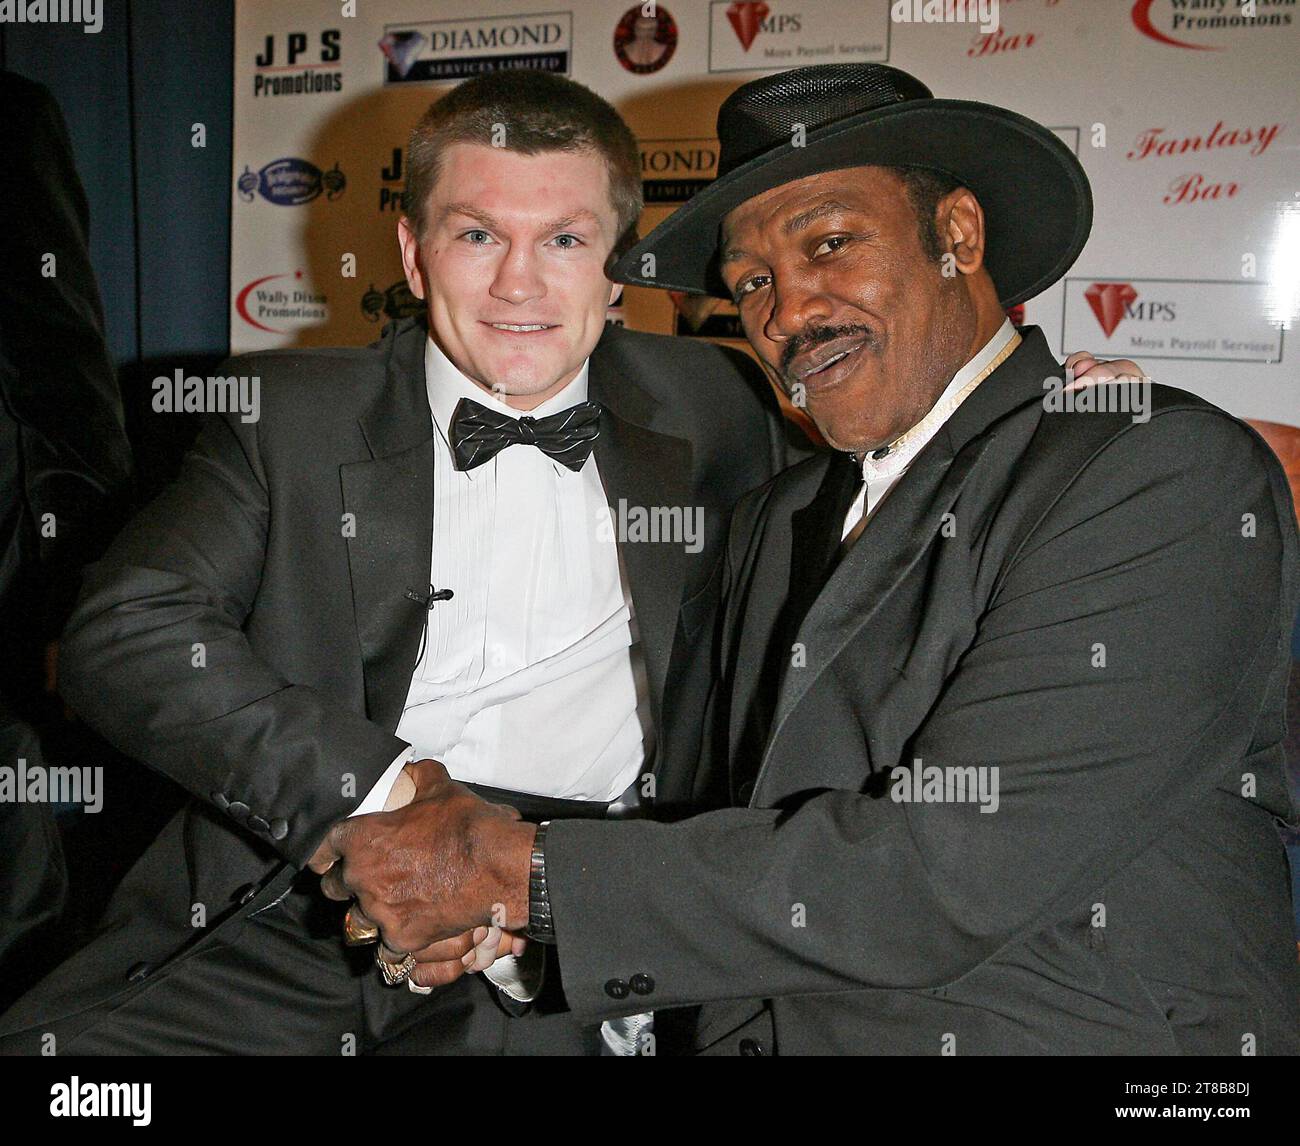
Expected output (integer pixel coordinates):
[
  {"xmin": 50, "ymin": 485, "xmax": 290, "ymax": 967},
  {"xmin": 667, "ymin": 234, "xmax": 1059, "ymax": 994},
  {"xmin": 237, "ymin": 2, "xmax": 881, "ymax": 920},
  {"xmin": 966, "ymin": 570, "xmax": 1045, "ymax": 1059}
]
[
  {"xmin": 841, "ymin": 320, "xmax": 1018, "ymax": 541},
  {"xmin": 356, "ymin": 335, "xmax": 651, "ymax": 815}
]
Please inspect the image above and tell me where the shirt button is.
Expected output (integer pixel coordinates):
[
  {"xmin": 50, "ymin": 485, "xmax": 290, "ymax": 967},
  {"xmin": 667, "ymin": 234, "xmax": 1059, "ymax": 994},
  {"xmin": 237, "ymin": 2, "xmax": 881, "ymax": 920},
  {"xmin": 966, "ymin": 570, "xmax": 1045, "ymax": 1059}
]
[
  {"xmin": 604, "ymin": 978, "xmax": 631, "ymax": 1000},
  {"xmin": 227, "ymin": 801, "xmax": 250, "ymax": 823},
  {"xmin": 629, "ymin": 973, "xmax": 655, "ymax": 996},
  {"xmin": 739, "ymin": 1038, "xmax": 766, "ymax": 1056},
  {"xmin": 268, "ymin": 818, "xmax": 289, "ymax": 841}
]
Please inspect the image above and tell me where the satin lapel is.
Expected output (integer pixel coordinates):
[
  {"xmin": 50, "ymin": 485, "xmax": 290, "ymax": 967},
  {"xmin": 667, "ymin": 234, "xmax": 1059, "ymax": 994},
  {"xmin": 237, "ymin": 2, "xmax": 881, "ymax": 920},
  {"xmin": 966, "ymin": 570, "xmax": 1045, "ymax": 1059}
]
[
  {"xmin": 340, "ymin": 321, "xmax": 435, "ymax": 733},
  {"xmin": 590, "ymin": 403, "xmax": 692, "ymax": 729},
  {"xmin": 727, "ymin": 454, "xmax": 857, "ymax": 777},
  {"xmin": 753, "ymin": 433, "xmax": 986, "ymax": 792}
]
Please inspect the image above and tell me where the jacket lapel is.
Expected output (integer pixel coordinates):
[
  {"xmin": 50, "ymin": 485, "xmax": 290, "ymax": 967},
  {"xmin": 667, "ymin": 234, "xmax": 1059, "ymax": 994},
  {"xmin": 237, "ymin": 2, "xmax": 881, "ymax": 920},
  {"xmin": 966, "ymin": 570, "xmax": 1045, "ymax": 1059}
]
[
  {"xmin": 339, "ymin": 321, "xmax": 435, "ymax": 733},
  {"xmin": 589, "ymin": 341, "xmax": 692, "ymax": 729},
  {"xmin": 753, "ymin": 327, "xmax": 1062, "ymax": 796}
]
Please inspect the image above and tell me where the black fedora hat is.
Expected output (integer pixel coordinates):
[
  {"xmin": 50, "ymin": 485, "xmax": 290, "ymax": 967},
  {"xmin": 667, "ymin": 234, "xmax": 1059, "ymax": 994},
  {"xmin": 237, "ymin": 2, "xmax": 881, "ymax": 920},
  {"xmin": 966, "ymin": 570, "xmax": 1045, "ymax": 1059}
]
[{"xmin": 609, "ymin": 63, "xmax": 1091, "ymax": 308}]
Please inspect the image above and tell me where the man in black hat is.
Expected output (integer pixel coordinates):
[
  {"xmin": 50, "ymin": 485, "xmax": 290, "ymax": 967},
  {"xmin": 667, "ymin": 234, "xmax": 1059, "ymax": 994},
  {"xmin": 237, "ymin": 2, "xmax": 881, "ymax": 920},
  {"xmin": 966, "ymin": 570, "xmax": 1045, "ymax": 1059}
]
[{"xmin": 314, "ymin": 63, "xmax": 1300, "ymax": 1055}]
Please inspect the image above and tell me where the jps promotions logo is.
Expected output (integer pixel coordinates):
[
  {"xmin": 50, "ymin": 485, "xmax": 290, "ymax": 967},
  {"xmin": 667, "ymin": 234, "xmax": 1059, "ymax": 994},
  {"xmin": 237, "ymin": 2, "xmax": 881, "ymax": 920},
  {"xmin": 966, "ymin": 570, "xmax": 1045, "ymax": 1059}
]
[
  {"xmin": 709, "ymin": 0, "xmax": 890, "ymax": 72},
  {"xmin": 236, "ymin": 159, "xmax": 346, "ymax": 206},
  {"xmin": 236, "ymin": 270, "xmax": 328, "ymax": 335},
  {"xmin": 379, "ymin": 12, "xmax": 573, "ymax": 84},
  {"xmin": 378, "ymin": 146, "xmax": 406, "ymax": 213},
  {"xmin": 361, "ymin": 281, "xmax": 424, "ymax": 324},
  {"xmin": 1064, "ymin": 279, "xmax": 1283, "ymax": 363},
  {"xmin": 251, "ymin": 28, "xmax": 342, "ymax": 97},
  {"xmin": 1131, "ymin": 0, "xmax": 1294, "ymax": 50},
  {"xmin": 639, "ymin": 138, "xmax": 719, "ymax": 204}
]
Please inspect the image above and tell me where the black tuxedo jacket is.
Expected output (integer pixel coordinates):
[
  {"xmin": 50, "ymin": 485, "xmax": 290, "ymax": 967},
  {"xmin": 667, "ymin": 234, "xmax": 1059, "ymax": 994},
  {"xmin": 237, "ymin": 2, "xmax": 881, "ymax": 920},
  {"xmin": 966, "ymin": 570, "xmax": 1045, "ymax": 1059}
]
[
  {"xmin": 546, "ymin": 327, "xmax": 1300, "ymax": 1055},
  {"xmin": 44, "ymin": 316, "xmax": 788, "ymax": 983}
]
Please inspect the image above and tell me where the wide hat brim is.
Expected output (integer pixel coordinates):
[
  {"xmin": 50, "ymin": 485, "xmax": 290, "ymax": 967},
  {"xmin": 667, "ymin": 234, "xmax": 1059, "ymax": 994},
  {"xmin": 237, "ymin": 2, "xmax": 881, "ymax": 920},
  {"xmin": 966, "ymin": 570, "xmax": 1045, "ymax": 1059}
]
[{"xmin": 609, "ymin": 99, "xmax": 1092, "ymax": 309}]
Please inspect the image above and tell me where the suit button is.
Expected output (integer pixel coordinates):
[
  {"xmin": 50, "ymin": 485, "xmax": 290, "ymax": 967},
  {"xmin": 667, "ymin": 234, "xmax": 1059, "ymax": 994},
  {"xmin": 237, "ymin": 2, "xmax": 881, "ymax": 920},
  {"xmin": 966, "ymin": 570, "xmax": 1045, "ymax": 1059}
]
[
  {"xmin": 629, "ymin": 973, "xmax": 655, "ymax": 996},
  {"xmin": 126, "ymin": 961, "xmax": 153, "ymax": 984},
  {"xmin": 738, "ymin": 1037, "xmax": 765, "ymax": 1056},
  {"xmin": 227, "ymin": 801, "xmax": 250, "ymax": 822},
  {"xmin": 268, "ymin": 818, "xmax": 289, "ymax": 841},
  {"xmin": 210, "ymin": 791, "xmax": 229, "ymax": 810},
  {"xmin": 604, "ymin": 978, "xmax": 630, "ymax": 1000},
  {"xmin": 248, "ymin": 815, "xmax": 269, "ymax": 833},
  {"xmin": 737, "ymin": 780, "xmax": 755, "ymax": 803}
]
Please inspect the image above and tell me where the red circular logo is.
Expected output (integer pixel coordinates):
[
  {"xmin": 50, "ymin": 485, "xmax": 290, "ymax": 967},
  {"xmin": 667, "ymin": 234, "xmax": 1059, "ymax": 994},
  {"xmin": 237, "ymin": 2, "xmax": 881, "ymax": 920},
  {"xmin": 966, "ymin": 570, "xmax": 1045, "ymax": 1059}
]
[{"xmin": 614, "ymin": 5, "xmax": 678, "ymax": 75}]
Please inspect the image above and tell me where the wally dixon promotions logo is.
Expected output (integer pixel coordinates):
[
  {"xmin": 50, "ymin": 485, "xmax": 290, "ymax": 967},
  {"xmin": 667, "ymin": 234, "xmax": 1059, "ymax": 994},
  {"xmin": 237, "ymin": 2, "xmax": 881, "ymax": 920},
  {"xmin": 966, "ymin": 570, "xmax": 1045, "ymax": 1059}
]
[
  {"xmin": 1131, "ymin": 0, "xmax": 1294, "ymax": 50},
  {"xmin": 236, "ymin": 159, "xmax": 346, "ymax": 205},
  {"xmin": 236, "ymin": 270, "xmax": 327, "ymax": 334}
]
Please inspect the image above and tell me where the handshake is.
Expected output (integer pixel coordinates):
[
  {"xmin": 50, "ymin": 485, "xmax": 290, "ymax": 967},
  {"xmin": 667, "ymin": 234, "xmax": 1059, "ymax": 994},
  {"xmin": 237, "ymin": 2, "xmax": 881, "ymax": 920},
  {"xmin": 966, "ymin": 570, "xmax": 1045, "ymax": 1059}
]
[{"xmin": 307, "ymin": 759, "xmax": 539, "ymax": 991}]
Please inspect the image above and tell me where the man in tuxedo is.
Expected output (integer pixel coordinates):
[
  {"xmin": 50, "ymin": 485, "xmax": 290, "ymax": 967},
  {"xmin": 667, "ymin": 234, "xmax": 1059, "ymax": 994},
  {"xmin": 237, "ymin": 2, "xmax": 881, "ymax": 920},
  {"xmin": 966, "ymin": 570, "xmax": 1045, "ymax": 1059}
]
[
  {"xmin": 0, "ymin": 69, "xmax": 799, "ymax": 1055},
  {"xmin": 315, "ymin": 63, "xmax": 1300, "ymax": 1055}
]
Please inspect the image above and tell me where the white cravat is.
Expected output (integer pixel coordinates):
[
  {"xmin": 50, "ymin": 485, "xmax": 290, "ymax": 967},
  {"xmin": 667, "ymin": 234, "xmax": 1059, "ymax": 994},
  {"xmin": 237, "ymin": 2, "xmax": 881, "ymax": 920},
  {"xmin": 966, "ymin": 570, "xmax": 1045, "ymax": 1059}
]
[{"xmin": 841, "ymin": 320, "xmax": 1019, "ymax": 542}]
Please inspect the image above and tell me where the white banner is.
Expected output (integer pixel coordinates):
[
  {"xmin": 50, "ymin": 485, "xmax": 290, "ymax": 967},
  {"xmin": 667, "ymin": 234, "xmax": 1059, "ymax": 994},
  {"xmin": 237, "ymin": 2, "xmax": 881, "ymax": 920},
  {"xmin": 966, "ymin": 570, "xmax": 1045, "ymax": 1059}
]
[{"xmin": 231, "ymin": 0, "xmax": 1299, "ymax": 425}]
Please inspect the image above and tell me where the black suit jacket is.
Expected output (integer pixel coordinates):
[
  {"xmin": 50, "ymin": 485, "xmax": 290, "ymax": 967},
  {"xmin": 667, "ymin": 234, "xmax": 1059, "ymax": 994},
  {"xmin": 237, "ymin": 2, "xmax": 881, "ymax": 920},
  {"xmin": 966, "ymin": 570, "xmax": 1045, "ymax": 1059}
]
[
  {"xmin": 48, "ymin": 316, "xmax": 789, "ymax": 980},
  {"xmin": 545, "ymin": 327, "xmax": 1300, "ymax": 1055}
]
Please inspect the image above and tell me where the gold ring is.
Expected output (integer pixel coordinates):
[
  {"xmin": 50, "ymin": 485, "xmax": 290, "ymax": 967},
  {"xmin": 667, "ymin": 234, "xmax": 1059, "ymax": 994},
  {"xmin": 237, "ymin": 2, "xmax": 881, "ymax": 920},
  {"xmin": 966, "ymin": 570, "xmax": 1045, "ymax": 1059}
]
[
  {"xmin": 343, "ymin": 905, "xmax": 380, "ymax": 946},
  {"xmin": 376, "ymin": 948, "xmax": 417, "ymax": 987}
]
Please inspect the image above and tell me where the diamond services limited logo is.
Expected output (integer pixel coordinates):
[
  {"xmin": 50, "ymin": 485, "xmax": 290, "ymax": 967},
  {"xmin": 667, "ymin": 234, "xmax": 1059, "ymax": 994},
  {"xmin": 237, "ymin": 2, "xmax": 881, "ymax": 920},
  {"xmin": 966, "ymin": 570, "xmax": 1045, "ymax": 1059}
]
[{"xmin": 380, "ymin": 13, "xmax": 573, "ymax": 83}]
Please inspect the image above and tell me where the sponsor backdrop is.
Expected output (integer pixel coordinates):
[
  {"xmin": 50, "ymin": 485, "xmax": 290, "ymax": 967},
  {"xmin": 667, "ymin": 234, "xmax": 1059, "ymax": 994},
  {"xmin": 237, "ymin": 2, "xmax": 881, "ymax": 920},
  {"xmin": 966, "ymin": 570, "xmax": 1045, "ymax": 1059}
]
[{"xmin": 230, "ymin": 0, "xmax": 1299, "ymax": 425}]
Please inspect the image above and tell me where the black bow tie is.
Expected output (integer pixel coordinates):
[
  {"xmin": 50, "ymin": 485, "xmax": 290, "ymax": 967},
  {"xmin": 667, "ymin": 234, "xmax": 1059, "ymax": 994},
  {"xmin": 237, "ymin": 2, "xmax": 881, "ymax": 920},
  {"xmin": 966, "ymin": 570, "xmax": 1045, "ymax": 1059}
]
[{"xmin": 448, "ymin": 396, "xmax": 602, "ymax": 473}]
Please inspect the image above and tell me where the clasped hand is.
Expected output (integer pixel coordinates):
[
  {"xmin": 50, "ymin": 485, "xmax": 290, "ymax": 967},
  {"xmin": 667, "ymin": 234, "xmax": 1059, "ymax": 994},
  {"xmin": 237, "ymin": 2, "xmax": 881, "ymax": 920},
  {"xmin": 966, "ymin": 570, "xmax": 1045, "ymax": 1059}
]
[{"xmin": 307, "ymin": 758, "xmax": 537, "ymax": 988}]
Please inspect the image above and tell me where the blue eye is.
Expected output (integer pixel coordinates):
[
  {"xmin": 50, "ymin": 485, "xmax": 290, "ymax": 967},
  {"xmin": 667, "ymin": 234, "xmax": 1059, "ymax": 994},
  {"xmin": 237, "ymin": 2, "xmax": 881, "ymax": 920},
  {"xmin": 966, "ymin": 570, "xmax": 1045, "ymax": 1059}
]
[
  {"xmin": 464, "ymin": 230, "xmax": 491, "ymax": 244},
  {"xmin": 551, "ymin": 234, "xmax": 582, "ymax": 249}
]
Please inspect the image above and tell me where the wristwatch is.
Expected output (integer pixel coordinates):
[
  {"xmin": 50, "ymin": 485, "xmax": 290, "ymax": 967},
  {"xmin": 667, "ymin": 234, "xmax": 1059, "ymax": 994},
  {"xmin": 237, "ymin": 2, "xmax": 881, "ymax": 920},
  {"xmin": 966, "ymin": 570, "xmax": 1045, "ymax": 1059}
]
[{"xmin": 526, "ymin": 820, "xmax": 557, "ymax": 944}]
